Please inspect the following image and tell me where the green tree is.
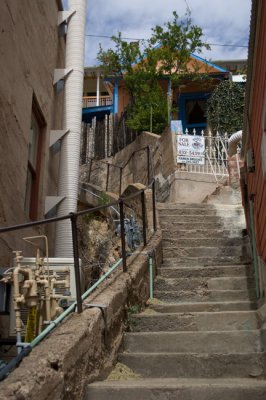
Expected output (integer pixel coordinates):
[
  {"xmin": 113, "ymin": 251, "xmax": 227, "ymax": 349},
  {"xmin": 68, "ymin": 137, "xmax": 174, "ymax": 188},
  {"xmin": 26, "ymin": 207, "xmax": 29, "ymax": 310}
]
[
  {"xmin": 206, "ymin": 80, "xmax": 245, "ymax": 134},
  {"xmin": 97, "ymin": 11, "xmax": 210, "ymax": 133},
  {"xmin": 149, "ymin": 10, "xmax": 210, "ymax": 120},
  {"xmin": 126, "ymin": 84, "xmax": 168, "ymax": 133}
]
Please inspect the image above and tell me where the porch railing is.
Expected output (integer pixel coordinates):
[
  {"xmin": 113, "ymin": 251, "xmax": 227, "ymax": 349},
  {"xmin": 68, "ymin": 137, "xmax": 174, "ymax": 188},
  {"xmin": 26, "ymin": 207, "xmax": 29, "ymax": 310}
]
[{"xmin": 82, "ymin": 95, "xmax": 113, "ymax": 108}]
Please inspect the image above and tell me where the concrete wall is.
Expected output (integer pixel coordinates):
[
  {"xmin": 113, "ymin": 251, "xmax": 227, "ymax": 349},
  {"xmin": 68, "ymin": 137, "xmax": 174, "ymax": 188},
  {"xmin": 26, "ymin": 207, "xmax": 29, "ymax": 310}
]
[
  {"xmin": 91, "ymin": 126, "xmax": 224, "ymax": 205},
  {"xmin": 169, "ymin": 171, "xmax": 219, "ymax": 203},
  {"xmin": 0, "ymin": 0, "xmax": 66, "ymax": 265}
]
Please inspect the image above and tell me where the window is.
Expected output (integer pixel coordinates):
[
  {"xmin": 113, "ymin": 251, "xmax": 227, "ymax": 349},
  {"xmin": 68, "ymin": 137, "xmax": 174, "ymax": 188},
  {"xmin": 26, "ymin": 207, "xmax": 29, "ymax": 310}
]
[
  {"xmin": 186, "ymin": 99, "xmax": 207, "ymax": 125},
  {"xmin": 24, "ymin": 104, "xmax": 43, "ymax": 220}
]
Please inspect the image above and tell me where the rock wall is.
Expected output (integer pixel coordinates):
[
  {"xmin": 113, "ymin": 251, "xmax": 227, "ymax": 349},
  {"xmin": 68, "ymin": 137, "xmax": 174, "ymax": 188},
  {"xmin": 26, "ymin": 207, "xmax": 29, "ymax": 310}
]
[{"xmin": 0, "ymin": 233, "xmax": 162, "ymax": 400}]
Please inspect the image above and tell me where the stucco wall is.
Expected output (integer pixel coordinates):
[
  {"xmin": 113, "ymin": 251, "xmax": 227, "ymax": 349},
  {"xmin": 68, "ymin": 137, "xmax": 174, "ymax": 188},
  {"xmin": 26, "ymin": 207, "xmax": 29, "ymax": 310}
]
[{"xmin": 0, "ymin": 0, "xmax": 66, "ymax": 265}]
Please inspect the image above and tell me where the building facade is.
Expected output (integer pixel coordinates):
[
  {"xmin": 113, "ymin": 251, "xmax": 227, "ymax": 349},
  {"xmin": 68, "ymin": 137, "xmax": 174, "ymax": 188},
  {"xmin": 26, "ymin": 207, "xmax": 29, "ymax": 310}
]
[
  {"xmin": 104, "ymin": 53, "xmax": 229, "ymax": 134},
  {"xmin": 241, "ymin": 0, "xmax": 266, "ymax": 302},
  {"xmin": 0, "ymin": 0, "xmax": 66, "ymax": 266}
]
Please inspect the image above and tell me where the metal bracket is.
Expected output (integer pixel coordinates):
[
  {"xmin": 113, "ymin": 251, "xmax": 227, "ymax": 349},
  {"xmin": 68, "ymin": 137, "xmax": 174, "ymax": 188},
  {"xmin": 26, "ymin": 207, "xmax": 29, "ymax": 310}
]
[
  {"xmin": 57, "ymin": 10, "xmax": 76, "ymax": 26},
  {"xmin": 83, "ymin": 303, "xmax": 107, "ymax": 344},
  {"xmin": 49, "ymin": 129, "xmax": 69, "ymax": 147},
  {"xmin": 53, "ymin": 68, "xmax": 73, "ymax": 85},
  {"xmin": 45, "ymin": 196, "xmax": 65, "ymax": 215}
]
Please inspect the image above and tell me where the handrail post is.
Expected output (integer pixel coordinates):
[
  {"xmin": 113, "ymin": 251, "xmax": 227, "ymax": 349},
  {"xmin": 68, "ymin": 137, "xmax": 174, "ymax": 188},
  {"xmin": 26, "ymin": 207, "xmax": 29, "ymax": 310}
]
[
  {"xmin": 152, "ymin": 180, "xmax": 157, "ymax": 231},
  {"xmin": 147, "ymin": 146, "xmax": 150, "ymax": 185},
  {"xmin": 141, "ymin": 191, "xmax": 147, "ymax": 246},
  {"xmin": 88, "ymin": 159, "xmax": 93, "ymax": 182},
  {"xmin": 119, "ymin": 199, "xmax": 127, "ymax": 272},
  {"xmin": 119, "ymin": 167, "xmax": 123, "ymax": 196},
  {"xmin": 132, "ymin": 151, "xmax": 136, "ymax": 183},
  {"xmin": 70, "ymin": 213, "xmax": 83, "ymax": 314},
  {"xmin": 148, "ymin": 145, "xmax": 155, "ymax": 180},
  {"xmin": 106, "ymin": 163, "xmax": 110, "ymax": 192}
]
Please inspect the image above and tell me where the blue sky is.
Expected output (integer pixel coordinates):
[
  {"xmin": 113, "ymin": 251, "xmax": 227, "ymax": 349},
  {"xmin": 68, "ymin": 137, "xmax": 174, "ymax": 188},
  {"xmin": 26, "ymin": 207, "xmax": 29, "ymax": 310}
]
[{"xmin": 63, "ymin": 0, "xmax": 252, "ymax": 66}]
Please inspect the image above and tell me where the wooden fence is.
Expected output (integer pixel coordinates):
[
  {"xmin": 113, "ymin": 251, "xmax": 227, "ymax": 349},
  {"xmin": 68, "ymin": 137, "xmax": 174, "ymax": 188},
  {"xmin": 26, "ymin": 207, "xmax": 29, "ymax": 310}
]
[{"xmin": 80, "ymin": 112, "xmax": 137, "ymax": 163}]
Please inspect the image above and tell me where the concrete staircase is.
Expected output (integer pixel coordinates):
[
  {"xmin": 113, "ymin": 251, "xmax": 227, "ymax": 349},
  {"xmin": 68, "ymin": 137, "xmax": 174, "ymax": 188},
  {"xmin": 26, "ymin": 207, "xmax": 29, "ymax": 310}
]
[{"xmin": 84, "ymin": 202, "xmax": 266, "ymax": 399}]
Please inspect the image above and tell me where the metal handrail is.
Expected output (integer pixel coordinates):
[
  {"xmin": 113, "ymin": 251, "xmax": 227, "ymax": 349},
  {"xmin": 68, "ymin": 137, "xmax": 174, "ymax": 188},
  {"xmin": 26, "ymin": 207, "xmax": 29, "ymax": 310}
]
[
  {"xmin": 0, "ymin": 146, "xmax": 157, "ymax": 315},
  {"xmin": 87, "ymin": 146, "xmax": 154, "ymax": 195}
]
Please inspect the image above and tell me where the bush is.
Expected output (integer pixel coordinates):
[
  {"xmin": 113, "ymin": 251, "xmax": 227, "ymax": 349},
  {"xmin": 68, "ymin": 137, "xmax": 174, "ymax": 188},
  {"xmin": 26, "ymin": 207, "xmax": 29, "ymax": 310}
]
[{"xmin": 207, "ymin": 80, "xmax": 245, "ymax": 135}]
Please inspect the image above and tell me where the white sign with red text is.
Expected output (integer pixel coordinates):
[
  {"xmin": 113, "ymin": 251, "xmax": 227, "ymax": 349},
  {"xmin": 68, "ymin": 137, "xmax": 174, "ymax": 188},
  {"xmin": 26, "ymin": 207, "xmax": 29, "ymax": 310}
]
[{"xmin": 177, "ymin": 135, "xmax": 205, "ymax": 165}]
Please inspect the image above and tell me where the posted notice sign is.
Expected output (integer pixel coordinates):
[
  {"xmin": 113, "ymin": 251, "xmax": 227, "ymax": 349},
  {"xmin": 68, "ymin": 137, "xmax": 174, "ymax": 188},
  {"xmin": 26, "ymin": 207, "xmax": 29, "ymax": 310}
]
[{"xmin": 177, "ymin": 135, "xmax": 205, "ymax": 165}]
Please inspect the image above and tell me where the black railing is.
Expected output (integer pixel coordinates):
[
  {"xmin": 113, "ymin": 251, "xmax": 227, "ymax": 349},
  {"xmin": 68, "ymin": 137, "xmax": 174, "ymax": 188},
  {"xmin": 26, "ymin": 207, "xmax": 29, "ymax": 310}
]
[{"xmin": 0, "ymin": 146, "xmax": 156, "ymax": 315}]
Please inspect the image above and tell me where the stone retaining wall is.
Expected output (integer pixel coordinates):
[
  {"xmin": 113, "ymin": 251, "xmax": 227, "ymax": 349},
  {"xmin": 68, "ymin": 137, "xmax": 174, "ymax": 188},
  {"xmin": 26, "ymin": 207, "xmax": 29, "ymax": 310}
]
[{"xmin": 0, "ymin": 233, "xmax": 162, "ymax": 400}]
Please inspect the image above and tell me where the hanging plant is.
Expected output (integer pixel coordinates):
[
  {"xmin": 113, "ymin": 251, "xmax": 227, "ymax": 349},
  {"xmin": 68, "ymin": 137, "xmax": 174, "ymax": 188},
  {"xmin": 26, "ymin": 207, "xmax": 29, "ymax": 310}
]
[{"xmin": 207, "ymin": 80, "xmax": 245, "ymax": 135}]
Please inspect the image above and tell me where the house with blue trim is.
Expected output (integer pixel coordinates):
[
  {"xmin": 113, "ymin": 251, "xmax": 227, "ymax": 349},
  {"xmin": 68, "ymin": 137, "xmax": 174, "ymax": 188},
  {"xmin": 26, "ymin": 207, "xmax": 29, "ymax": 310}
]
[
  {"xmin": 82, "ymin": 66, "xmax": 113, "ymax": 124},
  {"xmin": 82, "ymin": 54, "xmax": 229, "ymax": 134}
]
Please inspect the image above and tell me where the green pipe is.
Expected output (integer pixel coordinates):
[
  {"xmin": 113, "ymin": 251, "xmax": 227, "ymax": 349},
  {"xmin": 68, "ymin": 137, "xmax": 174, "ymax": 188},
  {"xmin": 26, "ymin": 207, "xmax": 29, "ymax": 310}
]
[
  {"xmin": 148, "ymin": 252, "xmax": 153, "ymax": 299},
  {"xmin": 249, "ymin": 198, "xmax": 260, "ymax": 298},
  {"xmin": 30, "ymin": 258, "xmax": 122, "ymax": 348}
]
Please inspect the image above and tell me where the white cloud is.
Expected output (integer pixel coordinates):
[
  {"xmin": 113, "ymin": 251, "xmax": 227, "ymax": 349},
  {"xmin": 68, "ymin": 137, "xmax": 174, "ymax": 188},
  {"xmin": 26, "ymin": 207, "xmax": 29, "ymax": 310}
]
[{"xmin": 65, "ymin": 0, "xmax": 252, "ymax": 65}]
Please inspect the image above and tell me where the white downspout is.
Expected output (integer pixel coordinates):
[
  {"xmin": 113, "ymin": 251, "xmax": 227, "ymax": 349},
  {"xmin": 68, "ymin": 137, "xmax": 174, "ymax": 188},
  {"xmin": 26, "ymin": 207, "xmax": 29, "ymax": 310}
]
[
  {"xmin": 228, "ymin": 130, "xmax": 242, "ymax": 157},
  {"xmin": 55, "ymin": 0, "xmax": 87, "ymax": 257},
  {"xmin": 96, "ymin": 70, "xmax": 100, "ymax": 106}
]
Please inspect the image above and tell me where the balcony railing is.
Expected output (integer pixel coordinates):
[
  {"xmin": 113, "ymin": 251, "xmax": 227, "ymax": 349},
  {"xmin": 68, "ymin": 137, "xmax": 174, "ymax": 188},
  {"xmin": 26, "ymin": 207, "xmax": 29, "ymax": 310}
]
[{"xmin": 82, "ymin": 95, "xmax": 113, "ymax": 108}]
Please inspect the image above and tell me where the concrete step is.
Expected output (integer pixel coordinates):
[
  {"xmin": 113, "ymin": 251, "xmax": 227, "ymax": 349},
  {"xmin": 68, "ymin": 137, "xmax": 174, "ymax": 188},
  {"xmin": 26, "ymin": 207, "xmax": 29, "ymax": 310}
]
[
  {"xmin": 118, "ymin": 352, "xmax": 265, "ymax": 379},
  {"xmin": 131, "ymin": 311, "xmax": 260, "ymax": 332},
  {"xmin": 155, "ymin": 277, "xmax": 254, "ymax": 291},
  {"xmin": 162, "ymin": 228, "xmax": 243, "ymax": 238},
  {"xmin": 122, "ymin": 331, "xmax": 261, "ymax": 354},
  {"xmin": 149, "ymin": 301, "xmax": 258, "ymax": 313},
  {"xmin": 163, "ymin": 245, "xmax": 249, "ymax": 258},
  {"xmin": 85, "ymin": 378, "xmax": 266, "ymax": 400},
  {"xmin": 159, "ymin": 208, "xmax": 244, "ymax": 217},
  {"xmin": 157, "ymin": 202, "xmax": 213, "ymax": 209},
  {"xmin": 163, "ymin": 255, "xmax": 251, "ymax": 266},
  {"xmin": 162, "ymin": 237, "xmax": 244, "ymax": 247},
  {"xmin": 160, "ymin": 221, "xmax": 230, "ymax": 230},
  {"xmin": 153, "ymin": 289, "xmax": 256, "ymax": 302},
  {"xmin": 157, "ymin": 265, "xmax": 252, "ymax": 278},
  {"xmin": 160, "ymin": 215, "xmax": 228, "ymax": 223}
]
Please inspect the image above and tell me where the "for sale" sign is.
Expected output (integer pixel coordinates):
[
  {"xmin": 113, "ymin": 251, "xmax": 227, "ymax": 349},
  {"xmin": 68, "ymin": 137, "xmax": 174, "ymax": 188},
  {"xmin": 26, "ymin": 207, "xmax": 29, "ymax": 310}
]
[{"xmin": 177, "ymin": 135, "xmax": 205, "ymax": 165}]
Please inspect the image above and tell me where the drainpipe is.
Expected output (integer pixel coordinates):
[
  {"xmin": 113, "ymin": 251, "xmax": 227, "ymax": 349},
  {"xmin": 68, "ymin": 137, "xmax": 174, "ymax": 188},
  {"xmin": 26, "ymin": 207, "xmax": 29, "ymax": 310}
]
[
  {"xmin": 96, "ymin": 70, "xmax": 100, "ymax": 106},
  {"xmin": 228, "ymin": 130, "xmax": 242, "ymax": 157},
  {"xmin": 114, "ymin": 79, "xmax": 118, "ymax": 114},
  {"xmin": 55, "ymin": 0, "xmax": 87, "ymax": 257},
  {"xmin": 249, "ymin": 195, "xmax": 260, "ymax": 298}
]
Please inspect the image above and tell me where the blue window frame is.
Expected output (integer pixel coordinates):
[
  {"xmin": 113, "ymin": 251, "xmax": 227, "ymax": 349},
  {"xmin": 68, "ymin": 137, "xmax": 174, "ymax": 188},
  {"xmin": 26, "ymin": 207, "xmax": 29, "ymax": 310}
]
[{"xmin": 178, "ymin": 91, "xmax": 211, "ymax": 135}]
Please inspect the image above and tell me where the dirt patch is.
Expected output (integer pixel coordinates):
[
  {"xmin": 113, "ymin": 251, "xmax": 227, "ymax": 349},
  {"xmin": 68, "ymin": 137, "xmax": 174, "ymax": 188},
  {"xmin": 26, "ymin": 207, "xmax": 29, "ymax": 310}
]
[
  {"xmin": 106, "ymin": 362, "xmax": 142, "ymax": 381},
  {"xmin": 140, "ymin": 308, "xmax": 159, "ymax": 315},
  {"xmin": 146, "ymin": 297, "xmax": 165, "ymax": 305}
]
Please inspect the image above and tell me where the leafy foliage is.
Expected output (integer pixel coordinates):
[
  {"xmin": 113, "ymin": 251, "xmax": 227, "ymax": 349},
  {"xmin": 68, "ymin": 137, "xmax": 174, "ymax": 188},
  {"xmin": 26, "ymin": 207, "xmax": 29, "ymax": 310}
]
[
  {"xmin": 126, "ymin": 84, "xmax": 168, "ymax": 134},
  {"xmin": 98, "ymin": 191, "xmax": 110, "ymax": 206},
  {"xmin": 97, "ymin": 10, "xmax": 210, "ymax": 132},
  {"xmin": 126, "ymin": 304, "xmax": 141, "ymax": 329},
  {"xmin": 149, "ymin": 11, "xmax": 210, "ymax": 87},
  {"xmin": 206, "ymin": 80, "xmax": 245, "ymax": 134}
]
